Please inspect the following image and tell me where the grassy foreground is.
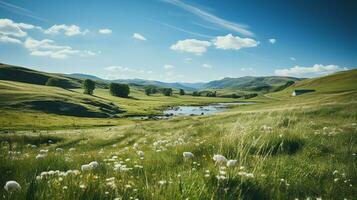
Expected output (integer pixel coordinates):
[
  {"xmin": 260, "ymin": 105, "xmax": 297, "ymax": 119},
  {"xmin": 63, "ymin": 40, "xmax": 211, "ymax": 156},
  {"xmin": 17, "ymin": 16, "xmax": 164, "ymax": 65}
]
[{"xmin": 1, "ymin": 92, "xmax": 356, "ymax": 199}]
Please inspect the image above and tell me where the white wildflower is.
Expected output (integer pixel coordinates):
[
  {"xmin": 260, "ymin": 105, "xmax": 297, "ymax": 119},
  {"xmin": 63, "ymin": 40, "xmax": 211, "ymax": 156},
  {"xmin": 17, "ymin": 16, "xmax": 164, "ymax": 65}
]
[
  {"xmin": 213, "ymin": 154, "xmax": 227, "ymax": 165},
  {"xmin": 226, "ymin": 160, "xmax": 237, "ymax": 168},
  {"xmin": 183, "ymin": 152, "xmax": 194, "ymax": 159},
  {"xmin": 137, "ymin": 151, "xmax": 145, "ymax": 157},
  {"xmin": 4, "ymin": 181, "xmax": 21, "ymax": 192}
]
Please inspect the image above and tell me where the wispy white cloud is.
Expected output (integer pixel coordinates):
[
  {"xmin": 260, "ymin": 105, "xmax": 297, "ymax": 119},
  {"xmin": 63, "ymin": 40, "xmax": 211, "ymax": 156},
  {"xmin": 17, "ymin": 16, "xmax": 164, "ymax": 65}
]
[
  {"xmin": 268, "ymin": 38, "xmax": 276, "ymax": 44},
  {"xmin": 171, "ymin": 39, "xmax": 211, "ymax": 55},
  {"xmin": 24, "ymin": 37, "xmax": 94, "ymax": 59},
  {"xmin": 0, "ymin": 18, "xmax": 28, "ymax": 37},
  {"xmin": 290, "ymin": 57, "xmax": 296, "ymax": 61},
  {"xmin": 155, "ymin": 20, "xmax": 213, "ymax": 38},
  {"xmin": 132, "ymin": 33, "xmax": 146, "ymax": 41},
  {"xmin": 275, "ymin": 64, "xmax": 348, "ymax": 77},
  {"xmin": 202, "ymin": 63, "xmax": 212, "ymax": 68},
  {"xmin": 213, "ymin": 34, "xmax": 258, "ymax": 50},
  {"xmin": 0, "ymin": 1, "xmax": 46, "ymax": 21},
  {"xmin": 163, "ymin": 0, "xmax": 253, "ymax": 36},
  {"xmin": 44, "ymin": 24, "xmax": 88, "ymax": 36},
  {"xmin": 0, "ymin": 34, "xmax": 22, "ymax": 44},
  {"xmin": 104, "ymin": 65, "xmax": 153, "ymax": 79},
  {"xmin": 240, "ymin": 67, "xmax": 253, "ymax": 71},
  {"xmin": 98, "ymin": 28, "xmax": 112, "ymax": 34},
  {"xmin": 164, "ymin": 64, "xmax": 175, "ymax": 70}
]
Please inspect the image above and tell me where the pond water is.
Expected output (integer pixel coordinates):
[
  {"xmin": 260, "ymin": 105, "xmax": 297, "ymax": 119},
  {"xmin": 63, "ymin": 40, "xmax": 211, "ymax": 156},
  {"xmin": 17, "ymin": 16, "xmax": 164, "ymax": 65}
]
[{"xmin": 163, "ymin": 102, "xmax": 254, "ymax": 116}]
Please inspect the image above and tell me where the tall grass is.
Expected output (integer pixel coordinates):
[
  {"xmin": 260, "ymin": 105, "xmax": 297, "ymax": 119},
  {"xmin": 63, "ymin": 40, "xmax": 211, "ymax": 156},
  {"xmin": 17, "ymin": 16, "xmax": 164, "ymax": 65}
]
[{"xmin": 0, "ymin": 103, "xmax": 356, "ymax": 199}]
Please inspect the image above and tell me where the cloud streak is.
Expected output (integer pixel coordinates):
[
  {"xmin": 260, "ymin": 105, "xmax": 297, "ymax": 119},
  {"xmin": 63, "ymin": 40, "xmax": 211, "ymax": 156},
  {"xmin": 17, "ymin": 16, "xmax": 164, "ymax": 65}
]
[
  {"xmin": 163, "ymin": 0, "xmax": 253, "ymax": 36},
  {"xmin": 0, "ymin": 1, "xmax": 46, "ymax": 22}
]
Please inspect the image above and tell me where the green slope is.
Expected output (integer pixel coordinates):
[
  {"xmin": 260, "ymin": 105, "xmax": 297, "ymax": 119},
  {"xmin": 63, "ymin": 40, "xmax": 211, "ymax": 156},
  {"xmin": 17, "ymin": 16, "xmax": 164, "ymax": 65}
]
[
  {"xmin": 0, "ymin": 80, "xmax": 121, "ymax": 118},
  {"xmin": 270, "ymin": 69, "xmax": 357, "ymax": 98},
  {"xmin": 0, "ymin": 63, "xmax": 83, "ymax": 88},
  {"xmin": 204, "ymin": 76, "xmax": 301, "ymax": 92}
]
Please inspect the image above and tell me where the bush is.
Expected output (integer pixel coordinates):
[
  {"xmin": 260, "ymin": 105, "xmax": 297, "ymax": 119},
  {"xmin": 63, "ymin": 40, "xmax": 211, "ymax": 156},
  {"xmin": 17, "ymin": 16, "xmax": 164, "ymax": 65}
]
[
  {"xmin": 144, "ymin": 86, "xmax": 158, "ymax": 96},
  {"xmin": 45, "ymin": 78, "xmax": 69, "ymax": 88},
  {"xmin": 83, "ymin": 79, "xmax": 95, "ymax": 95},
  {"xmin": 162, "ymin": 88, "xmax": 173, "ymax": 96},
  {"xmin": 192, "ymin": 91, "xmax": 201, "ymax": 96},
  {"xmin": 206, "ymin": 91, "xmax": 217, "ymax": 97},
  {"xmin": 110, "ymin": 83, "xmax": 130, "ymax": 97},
  {"xmin": 179, "ymin": 89, "xmax": 185, "ymax": 95},
  {"xmin": 243, "ymin": 93, "xmax": 258, "ymax": 99}
]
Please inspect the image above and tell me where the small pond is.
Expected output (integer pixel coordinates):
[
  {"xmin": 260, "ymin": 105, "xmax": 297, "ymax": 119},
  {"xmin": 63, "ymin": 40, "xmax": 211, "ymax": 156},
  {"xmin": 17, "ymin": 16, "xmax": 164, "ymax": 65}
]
[{"xmin": 163, "ymin": 102, "xmax": 254, "ymax": 116}]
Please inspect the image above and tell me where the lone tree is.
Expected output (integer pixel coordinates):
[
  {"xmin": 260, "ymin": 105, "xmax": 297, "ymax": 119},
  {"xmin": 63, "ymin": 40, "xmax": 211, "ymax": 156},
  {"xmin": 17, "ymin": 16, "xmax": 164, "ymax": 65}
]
[
  {"xmin": 110, "ymin": 83, "xmax": 130, "ymax": 98},
  {"xmin": 192, "ymin": 91, "xmax": 201, "ymax": 96},
  {"xmin": 179, "ymin": 89, "xmax": 185, "ymax": 95},
  {"xmin": 83, "ymin": 79, "xmax": 95, "ymax": 95},
  {"xmin": 144, "ymin": 86, "xmax": 158, "ymax": 96},
  {"xmin": 162, "ymin": 88, "xmax": 173, "ymax": 96},
  {"xmin": 45, "ymin": 78, "xmax": 69, "ymax": 88}
]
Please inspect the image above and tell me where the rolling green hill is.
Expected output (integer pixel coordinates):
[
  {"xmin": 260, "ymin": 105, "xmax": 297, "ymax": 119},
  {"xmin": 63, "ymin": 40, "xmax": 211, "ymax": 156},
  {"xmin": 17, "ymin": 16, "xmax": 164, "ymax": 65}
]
[
  {"xmin": 270, "ymin": 69, "xmax": 357, "ymax": 98},
  {"xmin": 0, "ymin": 80, "xmax": 122, "ymax": 118},
  {"xmin": 204, "ymin": 76, "xmax": 301, "ymax": 92},
  {"xmin": 0, "ymin": 63, "xmax": 82, "ymax": 88}
]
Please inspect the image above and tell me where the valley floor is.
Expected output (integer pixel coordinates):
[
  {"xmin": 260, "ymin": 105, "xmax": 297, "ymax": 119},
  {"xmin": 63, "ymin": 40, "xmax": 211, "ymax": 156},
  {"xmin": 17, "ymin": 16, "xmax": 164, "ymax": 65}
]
[{"xmin": 1, "ymin": 91, "xmax": 357, "ymax": 199}]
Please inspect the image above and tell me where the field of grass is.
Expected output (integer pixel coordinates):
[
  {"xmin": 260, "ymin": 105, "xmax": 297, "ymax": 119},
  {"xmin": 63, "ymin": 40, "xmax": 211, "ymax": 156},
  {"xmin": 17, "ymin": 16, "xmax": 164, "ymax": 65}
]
[
  {"xmin": 0, "ymin": 70, "xmax": 356, "ymax": 199},
  {"xmin": 0, "ymin": 80, "xmax": 238, "ymax": 130}
]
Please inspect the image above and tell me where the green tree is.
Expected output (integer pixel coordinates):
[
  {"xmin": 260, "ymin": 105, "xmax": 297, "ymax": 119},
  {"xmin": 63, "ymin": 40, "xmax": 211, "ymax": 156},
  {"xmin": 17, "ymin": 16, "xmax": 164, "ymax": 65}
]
[
  {"xmin": 162, "ymin": 88, "xmax": 173, "ymax": 96},
  {"xmin": 144, "ymin": 86, "xmax": 158, "ymax": 96},
  {"xmin": 83, "ymin": 79, "xmax": 95, "ymax": 95},
  {"xmin": 192, "ymin": 91, "xmax": 201, "ymax": 96},
  {"xmin": 110, "ymin": 83, "xmax": 130, "ymax": 98},
  {"xmin": 179, "ymin": 89, "xmax": 185, "ymax": 95}
]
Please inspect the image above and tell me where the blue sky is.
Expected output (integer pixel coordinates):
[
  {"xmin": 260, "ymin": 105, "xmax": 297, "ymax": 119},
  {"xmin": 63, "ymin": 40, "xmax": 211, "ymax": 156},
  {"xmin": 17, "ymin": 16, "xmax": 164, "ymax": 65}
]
[{"xmin": 0, "ymin": 0, "xmax": 356, "ymax": 82}]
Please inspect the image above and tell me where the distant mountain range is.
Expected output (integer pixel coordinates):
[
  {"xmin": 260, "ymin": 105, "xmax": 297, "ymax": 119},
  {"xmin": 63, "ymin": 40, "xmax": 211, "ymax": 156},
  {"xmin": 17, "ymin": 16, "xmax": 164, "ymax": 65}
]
[
  {"xmin": 67, "ymin": 73, "xmax": 301, "ymax": 92},
  {"xmin": 0, "ymin": 63, "xmax": 301, "ymax": 93}
]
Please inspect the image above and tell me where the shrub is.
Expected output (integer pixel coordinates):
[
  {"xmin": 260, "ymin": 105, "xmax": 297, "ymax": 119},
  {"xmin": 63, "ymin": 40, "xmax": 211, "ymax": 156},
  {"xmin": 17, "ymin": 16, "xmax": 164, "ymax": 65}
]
[
  {"xmin": 179, "ymin": 89, "xmax": 185, "ymax": 95},
  {"xmin": 206, "ymin": 91, "xmax": 217, "ymax": 97},
  {"xmin": 162, "ymin": 88, "xmax": 173, "ymax": 96},
  {"xmin": 144, "ymin": 86, "xmax": 158, "ymax": 96},
  {"xmin": 192, "ymin": 91, "xmax": 201, "ymax": 96},
  {"xmin": 110, "ymin": 83, "xmax": 130, "ymax": 97},
  {"xmin": 83, "ymin": 79, "xmax": 95, "ymax": 95}
]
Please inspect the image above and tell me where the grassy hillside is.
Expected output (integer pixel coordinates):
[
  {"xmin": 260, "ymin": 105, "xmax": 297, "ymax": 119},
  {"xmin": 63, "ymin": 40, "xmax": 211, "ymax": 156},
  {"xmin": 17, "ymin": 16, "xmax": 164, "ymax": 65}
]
[
  {"xmin": 268, "ymin": 69, "xmax": 357, "ymax": 99},
  {"xmin": 0, "ymin": 80, "xmax": 122, "ymax": 117},
  {"xmin": 0, "ymin": 71, "xmax": 356, "ymax": 199},
  {"xmin": 0, "ymin": 80, "xmax": 238, "ymax": 129},
  {"xmin": 204, "ymin": 76, "xmax": 300, "ymax": 92},
  {"xmin": 0, "ymin": 63, "xmax": 82, "ymax": 88}
]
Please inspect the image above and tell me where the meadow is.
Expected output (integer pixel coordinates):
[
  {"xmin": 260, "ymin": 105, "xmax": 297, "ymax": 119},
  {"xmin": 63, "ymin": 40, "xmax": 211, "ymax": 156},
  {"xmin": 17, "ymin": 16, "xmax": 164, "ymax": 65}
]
[{"xmin": 1, "ymin": 70, "xmax": 357, "ymax": 199}]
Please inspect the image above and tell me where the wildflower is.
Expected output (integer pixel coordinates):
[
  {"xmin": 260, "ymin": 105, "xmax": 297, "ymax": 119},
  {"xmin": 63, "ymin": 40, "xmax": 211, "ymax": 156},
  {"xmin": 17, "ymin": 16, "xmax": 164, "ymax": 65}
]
[
  {"xmin": 81, "ymin": 164, "xmax": 92, "ymax": 171},
  {"xmin": 89, "ymin": 161, "xmax": 99, "ymax": 169},
  {"xmin": 333, "ymin": 170, "xmax": 338, "ymax": 175},
  {"xmin": 216, "ymin": 175, "xmax": 226, "ymax": 180},
  {"xmin": 158, "ymin": 180, "xmax": 167, "ymax": 185},
  {"xmin": 213, "ymin": 154, "xmax": 227, "ymax": 165},
  {"xmin": 56, "ymin": 148, "xmax": 64, "ymax": 152},
  {"xmin": 39, "ymin": 149, "xmax": 48, "ymax": 154},
  {"xmin": 36, "ymin": 154, "xmax": 46, "ymax": 160},
  {"xmin": 226, "ymin": 160, "xmax": 237, "ymax": 168},
  {"xmin": 69, "ymin": 148, "xmax": 76, "ymax": 151},
  {"xmin": 63, "ymin": 186, "xmax": 68, "ymax": 190},
  {"xmin": 183, "ymin": 152, "xmax": 194, "ymax": 159},
  {"xmin": 4, "ymin": 181, "xmax": 21, "ymax": 192},
  {"xmin": 137, "ymin": 150, "xmax": 145, "ymax": 158}
]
